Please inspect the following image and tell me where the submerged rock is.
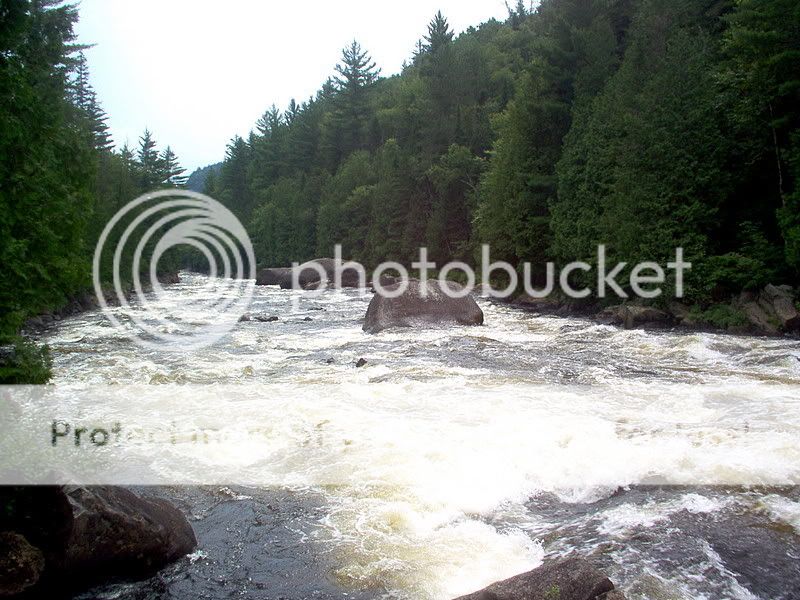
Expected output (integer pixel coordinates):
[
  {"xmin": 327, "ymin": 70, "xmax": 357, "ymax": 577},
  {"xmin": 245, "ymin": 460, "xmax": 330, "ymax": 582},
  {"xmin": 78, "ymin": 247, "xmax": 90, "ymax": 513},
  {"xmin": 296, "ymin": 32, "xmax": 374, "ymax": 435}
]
[
  {"xmin": 239, "ymin": 314, "xmax": 279, "ymax": 323},
  {"xmin": 453, "ymin": 556, "xmax": 622, "ymax": 600}
]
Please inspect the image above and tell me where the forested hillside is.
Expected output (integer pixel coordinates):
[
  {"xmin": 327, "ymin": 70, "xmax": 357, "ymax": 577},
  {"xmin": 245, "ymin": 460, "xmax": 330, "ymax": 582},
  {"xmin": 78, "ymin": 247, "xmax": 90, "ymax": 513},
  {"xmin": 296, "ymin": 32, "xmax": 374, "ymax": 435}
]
[
  {"xmin": 0, "ymin": 0, "xmax": 187, "ymax": 336},
  {"xmin": 209, "ymin": 0, "xmax": 799, "ymax": 306},
  {"xmin": 1, "ymin": 0, "xmax": 798, "ymax": 340},
  {"xmin": 186, "ymin": 162, "xmax": 222, "ymax": 193}
]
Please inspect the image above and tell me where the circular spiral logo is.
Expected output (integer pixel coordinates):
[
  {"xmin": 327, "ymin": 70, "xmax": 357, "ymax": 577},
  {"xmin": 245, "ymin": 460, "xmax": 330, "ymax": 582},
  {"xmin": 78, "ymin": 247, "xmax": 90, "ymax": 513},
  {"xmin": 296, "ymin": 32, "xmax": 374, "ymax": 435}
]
[{"xmin": 92, "ymin": 190, "xmax": 255, "ymax": 351}]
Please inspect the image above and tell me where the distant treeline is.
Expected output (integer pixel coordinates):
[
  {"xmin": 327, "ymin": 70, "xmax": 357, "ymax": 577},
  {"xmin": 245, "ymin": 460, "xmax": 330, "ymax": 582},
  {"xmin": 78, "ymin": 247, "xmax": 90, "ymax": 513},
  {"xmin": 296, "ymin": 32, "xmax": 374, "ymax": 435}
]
[
  {"xmin": 206, "ymin": 0, "xmax": 799, "ymax": 305},
  {"xmin": 0, "ymin": 1, "xmax": 188, "ymax": 335}
]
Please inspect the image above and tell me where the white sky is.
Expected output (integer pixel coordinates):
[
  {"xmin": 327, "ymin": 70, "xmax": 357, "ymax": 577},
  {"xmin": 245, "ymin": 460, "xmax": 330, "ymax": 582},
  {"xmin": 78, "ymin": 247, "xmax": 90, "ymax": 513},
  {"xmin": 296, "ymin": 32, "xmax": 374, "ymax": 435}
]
[{"xmin": 75, "ymin": 0, "xmax": 510, "ymax": 172}]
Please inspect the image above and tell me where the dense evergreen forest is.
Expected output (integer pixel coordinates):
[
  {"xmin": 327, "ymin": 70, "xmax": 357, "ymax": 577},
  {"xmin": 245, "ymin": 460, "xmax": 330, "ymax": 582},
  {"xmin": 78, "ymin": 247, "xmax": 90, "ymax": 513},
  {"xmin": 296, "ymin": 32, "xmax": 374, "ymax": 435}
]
[
  {"xmin": 0, "ymin": 0, "xmax": 187, "ymax": 338},
  {"xmin": 207, "ymin": 0, "xmax": 799, "ymax": 307},
  {"xmin": 1, "ymin": 0, "xmax": 799, "ymax": 346}
]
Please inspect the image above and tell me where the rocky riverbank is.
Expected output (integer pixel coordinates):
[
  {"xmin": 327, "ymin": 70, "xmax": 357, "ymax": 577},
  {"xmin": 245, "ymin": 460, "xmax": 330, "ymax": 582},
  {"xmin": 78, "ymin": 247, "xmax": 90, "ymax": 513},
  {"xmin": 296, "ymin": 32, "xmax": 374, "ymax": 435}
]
[
  {"xmin": 21, "ymin": 271, "xmax": 181, "ymax": 334},
  {"xmin": 512, "ymin": 283, "xmax": 800, "ymax": 338}
]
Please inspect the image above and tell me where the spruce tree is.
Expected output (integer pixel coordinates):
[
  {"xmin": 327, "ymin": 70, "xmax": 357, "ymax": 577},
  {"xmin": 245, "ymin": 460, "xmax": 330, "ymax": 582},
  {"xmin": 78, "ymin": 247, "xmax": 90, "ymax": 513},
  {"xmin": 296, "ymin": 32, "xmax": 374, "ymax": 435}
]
[
  {"xmin": 423, "ymin": 11, "xmax": 454, "ymax": 53},
  {"xmin": 137, "ymin": 129, "xmax": 163, "ymax": 188},
  {"xmin": 160, "ymin": 146, "xmax": 186, "ymax": 187},
  {"xmin": 85, "ymin": 90, "xmax": 113, "ymax": 151},
  {"xmin": 324, "ymin": 40, "xmax": 380, "ymax": 165}
]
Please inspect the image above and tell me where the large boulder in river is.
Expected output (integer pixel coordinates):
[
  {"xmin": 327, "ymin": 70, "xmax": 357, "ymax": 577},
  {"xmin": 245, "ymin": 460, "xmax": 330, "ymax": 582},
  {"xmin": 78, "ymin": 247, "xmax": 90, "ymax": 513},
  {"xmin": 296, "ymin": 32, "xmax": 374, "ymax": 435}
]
[
  {"xmin": 363, "ymin": 279, "xmax": 484, "ymax": 333},
  {"xmin": 279, "ymin": 258, "xmax": 337, "ymax": 289},
  {"xmin": 256, "ymin": 267, "xmax": 292, "ymax": 286},
  {"xmin": 258, "ymin": 258, "xmax": 396, "ymax": 290},
  {"xmin": 453, "ymin": 556, "xmax": 623, "ymax": 600},
  {"xmin": 256, "ymin": 259, "xmax": 336, "ymax": 288}
]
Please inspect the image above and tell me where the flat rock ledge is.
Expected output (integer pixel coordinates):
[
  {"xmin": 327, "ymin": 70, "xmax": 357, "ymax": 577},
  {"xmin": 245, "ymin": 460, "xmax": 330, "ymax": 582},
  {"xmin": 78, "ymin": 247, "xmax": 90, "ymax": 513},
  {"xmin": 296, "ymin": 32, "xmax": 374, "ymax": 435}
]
[{"xmin": 453, "ymin": 557, "xmax": 625, "ymax": 600}]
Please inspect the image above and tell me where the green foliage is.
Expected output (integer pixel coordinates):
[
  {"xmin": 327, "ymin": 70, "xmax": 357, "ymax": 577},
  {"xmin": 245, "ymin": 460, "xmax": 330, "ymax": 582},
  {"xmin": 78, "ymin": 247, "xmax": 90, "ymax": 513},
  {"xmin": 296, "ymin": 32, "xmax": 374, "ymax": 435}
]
[
  {"xmin": 544, "ymin": 585, "xmax": 561, "ymax": 600},
  {"xmin": 0, "ymin": 1, "xmax": 187, "ymax": 335},
  {"xmin": 478, "ymin": 0, "xmax": 627, "ymax": 278},
  {"xmin": 690, "ymin": 303, "xmax": 749, "ymax": 330},
  {"xmin": 0, "ymin": 0, "xmax": 94, "ymax": 334},
  {"xmin": 720, "ymin": 0, "xmax": 800, "ymax": 269},
  {"xmin": 202, "ymin": 0, "xmax": 798, "ymax": 304},
  {"xmin": 553, "ymin": 0, "xmax": 729, "ymax": 296},
  {"xmin": 0, "ymin": 336, "xmax": 52, "ymax": 384},
  {"xmin": 4, "ymin": 0, "xmax": 798, "ymax": 331}
]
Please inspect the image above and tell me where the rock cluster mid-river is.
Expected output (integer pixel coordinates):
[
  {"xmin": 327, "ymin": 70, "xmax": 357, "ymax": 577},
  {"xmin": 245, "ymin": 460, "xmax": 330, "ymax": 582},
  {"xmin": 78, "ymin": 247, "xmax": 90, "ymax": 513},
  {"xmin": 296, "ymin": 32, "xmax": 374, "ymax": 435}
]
[{"xmin": 35, "ymin": 273, "xmax": 800, "ymax": 600}]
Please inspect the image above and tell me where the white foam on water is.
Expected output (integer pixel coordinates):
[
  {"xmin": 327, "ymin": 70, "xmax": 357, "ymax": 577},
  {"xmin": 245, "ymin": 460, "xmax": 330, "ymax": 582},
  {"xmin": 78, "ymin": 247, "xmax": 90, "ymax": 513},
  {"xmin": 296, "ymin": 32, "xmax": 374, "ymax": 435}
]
[
  {"xmin": 598, "ymin": 493, "xmax": 734, "ymax": 537},
  {"xmin": 30, "ymin": 276, "xmax": 800, "ymax": 599},
  {"xmin": 760, "ymin": 495, "xmax": 800, "ymax": 533}
]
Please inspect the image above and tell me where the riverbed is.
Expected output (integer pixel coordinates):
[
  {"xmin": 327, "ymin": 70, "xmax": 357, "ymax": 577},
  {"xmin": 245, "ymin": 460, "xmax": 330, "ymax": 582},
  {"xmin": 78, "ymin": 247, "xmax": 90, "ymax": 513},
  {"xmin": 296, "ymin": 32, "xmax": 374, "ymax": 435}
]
[{"xmin": 35, "ymin": 273, "xmax": 800, "ymax": 600}]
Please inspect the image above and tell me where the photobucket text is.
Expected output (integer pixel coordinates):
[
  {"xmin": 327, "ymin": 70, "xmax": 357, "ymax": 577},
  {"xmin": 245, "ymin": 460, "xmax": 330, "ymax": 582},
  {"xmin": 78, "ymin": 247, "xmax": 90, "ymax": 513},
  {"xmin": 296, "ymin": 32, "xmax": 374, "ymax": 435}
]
[{"xmin": 293, "ymin": 244, "xmax": 691, "ymax": 300}]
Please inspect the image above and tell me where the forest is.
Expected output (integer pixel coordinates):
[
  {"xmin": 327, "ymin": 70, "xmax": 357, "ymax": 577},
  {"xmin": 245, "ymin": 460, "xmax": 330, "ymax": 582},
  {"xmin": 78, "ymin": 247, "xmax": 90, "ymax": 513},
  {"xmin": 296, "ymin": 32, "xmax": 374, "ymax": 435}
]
[
  {"xmin": 2, "ymin": 0, "xmax": 800, "ymax": 342},
  {"xmin": 0, "ymin": 0, "xmax": 187, "ymax": 339},
  {"xmin": 205, "ymin": 0, "xmax": 799, "ymax": 308}
]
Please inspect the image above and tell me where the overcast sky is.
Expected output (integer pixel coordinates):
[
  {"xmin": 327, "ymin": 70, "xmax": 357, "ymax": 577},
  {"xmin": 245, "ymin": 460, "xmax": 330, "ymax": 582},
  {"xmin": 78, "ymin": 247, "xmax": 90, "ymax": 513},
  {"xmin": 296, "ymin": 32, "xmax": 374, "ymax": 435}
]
[{"xmin": 75, "ymin": 0, "xmax": 510, "ymax": 172}]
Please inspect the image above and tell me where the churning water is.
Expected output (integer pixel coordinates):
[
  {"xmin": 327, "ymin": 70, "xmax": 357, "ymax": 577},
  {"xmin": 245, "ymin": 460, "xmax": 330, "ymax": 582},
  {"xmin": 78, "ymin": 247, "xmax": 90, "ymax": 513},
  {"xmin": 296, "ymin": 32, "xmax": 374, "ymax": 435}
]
[{"xmin": 35, "ymin": 273, "xmax": 800, "ymax": 599}]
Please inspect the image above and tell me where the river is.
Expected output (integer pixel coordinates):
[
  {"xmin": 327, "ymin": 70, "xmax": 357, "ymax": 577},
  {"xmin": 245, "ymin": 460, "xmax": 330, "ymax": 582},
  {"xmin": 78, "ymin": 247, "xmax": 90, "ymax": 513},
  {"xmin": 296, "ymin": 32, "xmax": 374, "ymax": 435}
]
[{"xmin": 33, "ymin": 273, "xmax": 800, "ymax": 600}]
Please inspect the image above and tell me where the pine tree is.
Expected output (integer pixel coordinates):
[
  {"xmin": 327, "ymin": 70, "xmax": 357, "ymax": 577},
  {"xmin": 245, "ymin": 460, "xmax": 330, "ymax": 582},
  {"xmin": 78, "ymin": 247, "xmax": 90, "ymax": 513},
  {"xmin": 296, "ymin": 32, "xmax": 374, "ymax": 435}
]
[
  {"xmin": 285, "ymin": 98, "xmax": 300, "ymax": 124},
  {"xmin": 220, "ymin": 135, "xmax": 253, "ymax": 222},
  {"xmin": 160, "ymin": 146, "xmax": 186, "ymax": 187},
  {"xmin": 137, "ymin": 129, "xmax": 163, "ymax": 188},
  {"xmin": 324, "ymin": 40, "xmax": 380, "ymax": 165},
  {"xmin": 72, "ymin": 51, "xmax": 91, "ymax": 109},
  {"xmin": 85, "ymin": 90, "xmax": 113, "ymax": 151},
  {"xmin": 423, "ymin": 11, "xmax": 454, "ymax": 53},
  {"xmin": 334, "ymin": 40, "xmax": 380, "ymax": 90}
]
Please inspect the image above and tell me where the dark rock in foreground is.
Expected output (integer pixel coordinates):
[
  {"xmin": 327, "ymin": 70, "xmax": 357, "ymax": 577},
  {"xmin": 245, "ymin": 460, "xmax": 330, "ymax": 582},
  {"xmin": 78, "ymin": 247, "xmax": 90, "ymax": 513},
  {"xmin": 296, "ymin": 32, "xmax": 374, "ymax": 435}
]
[
  {"xmin": 79, "ymin": 486, "xmax": 377, "ymax": 600},
  {"xmin": 363, "ymin": 279, "xmax": 484, "ymax": 333},
  {"xmin": 453, "ymin": 557, "xmax": 622, "ymax": 600},
  {"xmin": 0, "ymin": 532, "xmax": 45, "ymax": 596},
  {"xmin": 64, "ymin": 486, "xmax": 197, "ymax": 581},
  {"xmin": 0, "ymin": 486, "xmax": 195, "ymax": 597}
]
